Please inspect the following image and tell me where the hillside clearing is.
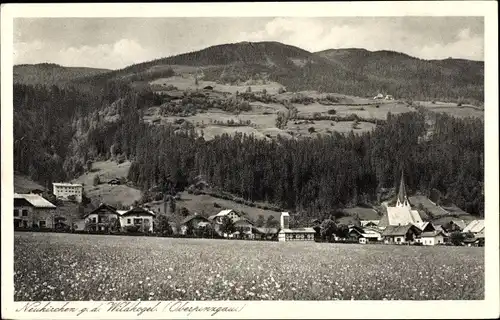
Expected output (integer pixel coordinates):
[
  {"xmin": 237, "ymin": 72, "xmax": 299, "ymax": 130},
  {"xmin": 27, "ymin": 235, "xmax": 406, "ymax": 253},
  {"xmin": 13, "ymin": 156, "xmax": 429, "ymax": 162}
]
[{"xmin": 72, "ymin": 160, "xmax": 142, "ymax": 207}]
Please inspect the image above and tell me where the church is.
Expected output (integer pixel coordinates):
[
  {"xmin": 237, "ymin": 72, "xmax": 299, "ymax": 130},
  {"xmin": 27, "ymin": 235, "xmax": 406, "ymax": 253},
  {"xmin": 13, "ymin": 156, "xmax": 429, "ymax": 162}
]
[{"xmin": 378, "ymin": 171, "xmax": 424, "ymax": 230}]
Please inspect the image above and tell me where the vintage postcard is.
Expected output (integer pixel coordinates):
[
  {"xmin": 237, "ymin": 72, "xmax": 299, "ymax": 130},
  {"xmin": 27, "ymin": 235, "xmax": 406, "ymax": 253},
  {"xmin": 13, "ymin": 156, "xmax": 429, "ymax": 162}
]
[{"xmin": 1, "ymin": 2, "xmax": 499, "ymax": 319}]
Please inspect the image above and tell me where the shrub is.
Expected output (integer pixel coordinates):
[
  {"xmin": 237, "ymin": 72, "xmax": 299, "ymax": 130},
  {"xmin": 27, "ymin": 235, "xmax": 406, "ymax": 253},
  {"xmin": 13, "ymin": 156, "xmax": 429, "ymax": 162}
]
[
  {"xmin": 308, "ymin": 127, "xmax": 316, "ymax": 133},
  {"xmin": 213, "ymin": 202, "xmax": 221, "ymax": 208},
  {"xmin": 278, "ymin": 87, "xmax": 286, "ymax": 94},
  {"xmin": 327, "ymin": 109, "xmax": 337, "ymax": 115},
  {"xmin": 124, "ymin": 225, "xmax": 140, "ymax": 233},
  {"xmin": 93, "ymin": 175, "xmax": 100, "ymax": 186}
]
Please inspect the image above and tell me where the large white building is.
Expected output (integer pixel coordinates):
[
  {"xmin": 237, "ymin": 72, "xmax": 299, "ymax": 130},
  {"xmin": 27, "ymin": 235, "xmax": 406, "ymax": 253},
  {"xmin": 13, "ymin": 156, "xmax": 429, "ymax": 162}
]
[
  {"xmin": 278, "ymin": 212, "xmax": 316, "ymax": 242},
  {"xmin": 378, "ymin": 172, "xmax": 423, "ymax": 229},
  {"xmin": 53, "ymin": 182, "xmax": 83, "ymax": 203}
]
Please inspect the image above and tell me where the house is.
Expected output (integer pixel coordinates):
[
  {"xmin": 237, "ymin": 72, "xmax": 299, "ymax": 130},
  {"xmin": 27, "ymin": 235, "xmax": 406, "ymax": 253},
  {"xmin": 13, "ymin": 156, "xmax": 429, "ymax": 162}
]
[
  {"xmin": 416, "ymin": 221, "xmax": 436, "ymax": 232},
  {"xmin": 378, "ymin": 172, "xmax": 423, "ymax": 229},
  {"xmin": 442, "ymin": 219, "xmax": 467, "ymax": 232},
  {"xmin": 360, "ymin": 220, "xmax": 380, "ymax": 228},
  {"xmin": 278, "ymin": 212, "xmax": 316, "ymax": 242},
  {"xmin": 417, "ymin": 230, "xmax": 447, "ymax": 246},
  {"xmin": 373, "ymin": 93, "xmax": 384, "ymax": 100},
  {"xmin": 253, "ymin": 227, "xmax": 279, "ymax": 240},
  {"xmin": 234, "ymin": 218, "xmax": 255, "ymax": 239},
  {"xmin": 213, "ymin": 209, "xmax": 241, "ymax": 224},
  {"xmin": 349, "ymin": 226, "xmax": 383, "ymax": 244},
  {"xmin": 52, "ymin": 182, "xmax": 83, "ymax": 203},
  {"xmin": 463, "ymin": 232, "xmax": 485, "ymax": 247},
  {"xmin": 83, "ymin": 203, "xmax": 119, "ymax": 232},
  {"xmin": 118, "ymin": 207, "xmax": 155, "ymax": 233},
  {"xmin": 14, "ymin": 193, "xmax": 57, "ymax": 229},
  {"xmin": 463, "ymin": 220, "xmax": 485, "ymax": 235},
  {"xmin": 179, "ymin": 213, "xmax": 211, "ymax": 236},
  {"xmin": 382, "ymin": 224, "xmax": 421, "ymax": 244},
  {"xmin": 203, "ymin": 85, "xmax": 214, "ymax": 91},
  {"xmin": 385, "ymin": 95, "xmax": 394, "ymax": 100}
]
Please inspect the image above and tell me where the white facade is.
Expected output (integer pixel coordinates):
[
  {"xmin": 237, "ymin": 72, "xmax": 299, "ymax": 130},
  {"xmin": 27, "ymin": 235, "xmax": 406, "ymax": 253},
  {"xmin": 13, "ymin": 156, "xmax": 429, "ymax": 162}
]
[
  {"xmin": 278, "ymin": 212, "xmax": 315, "ymax": 242},
  {"xmin": 53, "ymin": 183, "xmax": 83, "ymax": 203},
  {"xmin": 214, "ymin": 209, "xmax": 241, "ymax": 224},
  {"xmin": 419, "ymin": 235, "xmax": 444, "ymax": 246},
  {"xmin": 120, "ymin": 214, "xmax": 154, "ymax": 232}
]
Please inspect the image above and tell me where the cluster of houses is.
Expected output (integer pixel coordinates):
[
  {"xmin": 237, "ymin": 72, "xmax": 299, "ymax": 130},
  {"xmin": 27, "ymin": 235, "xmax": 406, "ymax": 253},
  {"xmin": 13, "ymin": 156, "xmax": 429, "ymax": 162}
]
[
  {"xmin": 13, "ymin": 177, "xmax": 485, "ymax": 246},
  {"xmin": 373, "ymin": 93, "xmax": 394, "ymax": 100},
  {"xmin": 345, "ymin": 175, "xmax": 485, "ymax": 247}
]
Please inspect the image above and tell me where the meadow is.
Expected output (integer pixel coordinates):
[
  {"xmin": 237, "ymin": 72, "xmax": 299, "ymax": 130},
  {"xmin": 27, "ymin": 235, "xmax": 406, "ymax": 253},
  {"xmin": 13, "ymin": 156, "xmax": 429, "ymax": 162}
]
[{"xmin": 14, "ymin": 232, "xmax": 484, "ymax": 301}]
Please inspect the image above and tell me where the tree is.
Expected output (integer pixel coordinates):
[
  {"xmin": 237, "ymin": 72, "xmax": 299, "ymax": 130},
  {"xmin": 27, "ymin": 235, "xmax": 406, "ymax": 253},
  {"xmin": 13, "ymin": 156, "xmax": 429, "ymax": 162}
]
[
  {"xmin": 265, "ymin": 215, "xmax": 280, "ymax": 229},
  {"xmin": 308, "ymin": 127, "xmax": 316, "ymax": 134},
  {"xmin": 246, "ymin": 86, "xmax": 252, "ymax": 93},
  {"xmin": 335, "ymin": 224, "xmax": 350, "ymax": 239},
  {"xmin": 320, "ymin": 219, "xmax": 337, "ymax": 242},
  {"xmin": 93, "ymin": 174, "xmax": 100, "ymax": 186},
  {"xmin": 86, "ymin": 160, "xmax": 93, "ymax": 172},
  {"xmin": 255, "ymin": 214, "xmax": 265, "ymax": 227},
  {"xmin": 275, "ymin": 112, "xmax": 287, "ymax": 129},
  {"xmin": 220, "ymin": 216, "xmax": 236, "ymax": 236},
  {"xmin": 109, "ymin": 217, "xmax": 121, "ymax": 233},
  {"xmin": 180, "ymin": 207, "xmax": 190, "ymax": 216},
  {"xmin": 450, "ymin": 231, "xmax": 465, "ymax": 246}
]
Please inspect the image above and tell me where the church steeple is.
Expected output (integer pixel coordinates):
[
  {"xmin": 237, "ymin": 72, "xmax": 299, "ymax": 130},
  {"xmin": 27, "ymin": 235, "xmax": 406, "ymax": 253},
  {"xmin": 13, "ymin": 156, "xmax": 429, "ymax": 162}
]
[{"xmin": 396, "ymin": 170, "xmax": 410, "ymax": 207}]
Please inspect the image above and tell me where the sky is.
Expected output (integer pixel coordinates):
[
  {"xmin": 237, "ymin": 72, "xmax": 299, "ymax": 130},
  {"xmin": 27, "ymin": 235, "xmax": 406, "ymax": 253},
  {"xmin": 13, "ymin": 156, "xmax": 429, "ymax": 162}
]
[{"xmin": 13, "ymin": 17, "xmax": 484, "ymax": 70}]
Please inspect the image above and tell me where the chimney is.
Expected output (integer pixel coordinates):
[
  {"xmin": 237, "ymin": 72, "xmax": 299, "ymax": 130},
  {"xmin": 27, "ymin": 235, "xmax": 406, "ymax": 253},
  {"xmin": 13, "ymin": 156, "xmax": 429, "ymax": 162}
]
[{"xmin": 281, "ymin": 212, "xmax": 290, "ymax": 229}]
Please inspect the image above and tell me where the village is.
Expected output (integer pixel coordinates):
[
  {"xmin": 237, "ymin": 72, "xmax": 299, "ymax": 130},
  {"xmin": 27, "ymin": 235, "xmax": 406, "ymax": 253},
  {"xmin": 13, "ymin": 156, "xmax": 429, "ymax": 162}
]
[{"xmin": 13, "ymin": 172, "xmax": 485, "ymax": 247}]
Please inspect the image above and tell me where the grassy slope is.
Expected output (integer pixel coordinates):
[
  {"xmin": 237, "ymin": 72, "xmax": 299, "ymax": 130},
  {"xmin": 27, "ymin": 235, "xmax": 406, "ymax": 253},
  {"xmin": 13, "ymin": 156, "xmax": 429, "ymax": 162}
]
[
  {"xmin": 71, "ymin": 160, "xmax": 142, "ymax": 207},
  {"xmin": 14, "ymin": 174, "xmax": 47, "ymax": 193}
]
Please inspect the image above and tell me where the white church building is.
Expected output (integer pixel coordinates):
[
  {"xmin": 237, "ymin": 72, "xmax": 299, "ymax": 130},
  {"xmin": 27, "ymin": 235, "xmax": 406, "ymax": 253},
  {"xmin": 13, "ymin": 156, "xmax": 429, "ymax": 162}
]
[{"xmin": 378, "ymin": 171, "xmax": 424, "ymax": 230}]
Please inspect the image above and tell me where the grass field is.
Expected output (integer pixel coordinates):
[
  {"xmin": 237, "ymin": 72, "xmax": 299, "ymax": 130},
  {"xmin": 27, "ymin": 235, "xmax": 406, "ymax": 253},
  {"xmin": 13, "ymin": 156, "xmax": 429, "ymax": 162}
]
[{"xmin": 14, "ymin": 232, "xmax": 484, "ymax": 301}]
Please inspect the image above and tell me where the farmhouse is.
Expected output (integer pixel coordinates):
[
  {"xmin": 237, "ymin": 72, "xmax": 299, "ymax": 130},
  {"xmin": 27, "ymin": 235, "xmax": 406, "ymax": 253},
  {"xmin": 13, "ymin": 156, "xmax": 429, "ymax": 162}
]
[
  {"xmin": 361, "ymin": 220, "xmax": 380, "ymax": 228},
  {"xmin": 180, "ymin": 213, "xmax": 211, "ymax": 236},
  {"xmin": 233, "ymin": 218, "xmax": 255, "ymax": 239},
  {"xmin": 417, "ymin": 230, "xmax": 447, "ymax": 246},
  {"xmin": 373, "ymin": 93, "xmax": 384, "ymax": 100},
  {"xmin": 385, "ymin": 95, "xmax": 394, "ymax": 100},
  {"xmin": 378, "ymin": 172, "xmax": 423, "ymax": 229},
  {"xmin": 52, "ymin": 182, "xmax": 83, "ymax": 203},
  {"xmin": 14, "ymin": 193, "xmax": 57, "ymax": 229},
  {"xmin": 118, "ymin": 207, "xmax": 155, "ymax": 233},
  {"xmin": 83, "ymin": 203, "xmax": 119, "ymax": 232},
  {"xmin": 253, "ymin": 227, "xmax": 279, "ymax": 240},
  {"xmin": 462, "ymin": 220, "xmax": 485, "ymax": 235},
  {"xmin": 348, "ymin": 226, "xmax": 383, "ymax": 244},
  {"xmin": 382, "ymin": 224, "xmax": 421, "ymax": 244},
  {"xmin": 203, "ymin": 85, "xmax": 214, "ymax": 90},
  {"xmin": 442, "ymin": 219, "xmax": 467, "ymax": 232},
  {"xmin": 213, "ymin": 209, "xmax": 241, "ymax": 223},
  {"xmin": 463, "ymin": 232, "xmax": 485, "ymax": 247},
  {"xmin": 278, "ymin": 212, "xmax": 316, "ymax": 242}
]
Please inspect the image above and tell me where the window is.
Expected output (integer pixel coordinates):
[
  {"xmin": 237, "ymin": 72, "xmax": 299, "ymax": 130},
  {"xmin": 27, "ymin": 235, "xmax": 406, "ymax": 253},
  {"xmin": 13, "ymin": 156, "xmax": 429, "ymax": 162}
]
[
  {"xmin": 39, "ymin": 221, "xmax": 46, "ymax": 228},
  {"xmin": 133, "ymin": 218, "xmax": 142, "ymax": 224},
  {"xmin": 127, "ymin": 219, "xmax": 131, "ymax": 224},
  {"xmin": 22, "ymin": 210, "xmax": 28, "ymax": 217},
  {"xmin": 14, "ymin": 209, "xmax": 19, "ymax": 216},
  {"xmin": 91, "ymin": 217, "xmax": 96, "ymax": 223}
]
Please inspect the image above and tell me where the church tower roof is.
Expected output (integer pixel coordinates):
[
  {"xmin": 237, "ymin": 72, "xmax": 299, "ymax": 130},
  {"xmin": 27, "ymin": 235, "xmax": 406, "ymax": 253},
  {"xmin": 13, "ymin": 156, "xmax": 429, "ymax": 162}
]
[{"xmin": 396, "ymin": 170, "xmax": 410, "ymax": 207}]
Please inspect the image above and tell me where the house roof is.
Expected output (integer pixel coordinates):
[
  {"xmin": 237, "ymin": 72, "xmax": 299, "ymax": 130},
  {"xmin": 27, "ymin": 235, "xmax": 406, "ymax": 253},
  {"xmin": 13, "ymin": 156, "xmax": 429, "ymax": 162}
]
[
  {"xmin": 120, "ymin": 207, "xmax": 156, "ymax": 217},
  {"xmin": 53, "ymin": 182, "xmax": 83, "ymax": 187},
  {"xmin": 380, "ymin": 206, "xmax": 423, "ymax": 228},
  {"xmin": 420, "ymin": 230, "xmax": 446, "ymax": 238},
  {"xmin": 234, "ymin": 218, "xmax": 253, "ymax": 226},
  {"xmin": 180, "ymin": 214, "xmax": 210, "ymax": 225},
  {"xmin": 361, "ymin": 220, "xmax": 380, "ymax": 227},
  {"xmin": 450, "ymin": 219, "xmax": 467, "ymax": 230},
  {"xmin": 14, "ymin": 193, "xmax": 56, "ymax": 209},
  {"xmin": 208, "ymin": 215, "xmax": 217, "ymax": 220},
  {"xmin": 382, "ymin": 224, "xmax": 417, "ymax": 236},
  {"xmin": 279, "ymin": 227, "xmax": 316, "ymax": 234},
  {"xmin": 83, "ymin": 203, "xmax": 118, "ymax": 218},
  {"xmin": 463, "ymin": 220, "xmax": 485, "ymax": 233},
  {"xmin": 254, "ymin": 227, "xmax": 278, "ymax": 234},
  {"xmin": 215, "ymin": 209, "xmax": 236, "ymax": 217}
]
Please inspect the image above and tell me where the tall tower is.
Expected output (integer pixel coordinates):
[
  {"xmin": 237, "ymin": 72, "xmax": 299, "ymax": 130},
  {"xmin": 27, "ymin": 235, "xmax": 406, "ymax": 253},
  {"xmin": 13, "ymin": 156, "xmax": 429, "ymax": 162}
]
[
  {"xmin": 396, "ymin": 171, "xmax": 410, "ymax": 207},
  {"xmin": 280, "ymin": 212, "xmax": 290, "ymax": 229}
]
